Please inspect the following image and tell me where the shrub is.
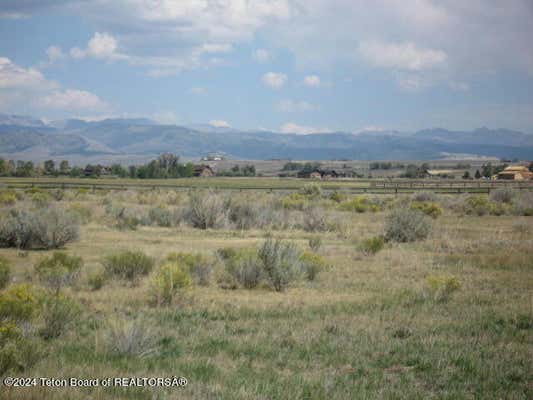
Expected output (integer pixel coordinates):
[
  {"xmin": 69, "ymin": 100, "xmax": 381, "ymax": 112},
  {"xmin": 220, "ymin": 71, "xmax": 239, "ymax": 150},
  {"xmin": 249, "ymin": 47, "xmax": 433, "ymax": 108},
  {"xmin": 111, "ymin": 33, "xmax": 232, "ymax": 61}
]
[
  {"xmin": 281, "ymin": 193, "xmax": 307, "ymax": 210},
  {"xmin": 329, "ymin": 191, "xmax": 347, "ymax": 203},
  {"xmin": 338, "ymin": 196, "xmax": 380, "ymax": 213},
  {"xmin": 299, "ymin": 251, "xmax": 328, "ymax": 281},
  {"xmin": 358, "ymin": 236, "xmax": 385, "ymax": 255},
  {"xmin": 165, "ymin": 252, "xmax": 214, "ymax": 286},
  {"xmin": 149, "ymin": 262, "xmax": 191, "ymax": 306},
  {"xmin": 425, "ymin": 275, "xmax": 461, "ymax": 302},
  {"xmin": 88, "ymin": 270, "xmax": 106, "ymax": 290},
  {"xmin": 185, "ymin": 190, "xmax": 228, "ymax": 229},
  {"xmin": 411, "ymin": 191, "xmax": 437, "ymax": 202},
  {"xmin": 258, "ymin": 238, "xmax": 302, "ymax": 292},
  {"xmin": 68, "ymin": 203, "xmax": 92, "ymax": 224},
  {"xmin": 39, "ymin": 294, "xmax": 80, "ymax": 340},
  {"xmin": 0, "ymin": 324, "xmax": 43, "ymax": 374},
  {"xmin": 228, "ymin": 199, "xmax": 260, "ymax": 230},
  {"xmin": 511, "ymin": 191, "xmax": 533, "ymax": 216},
  {"xmin": 299, "ymin": 183, "xmax": 322, "ymax": 197},
  {"xmin": 0, "ymin": 191, "xmax": 17, "ymax": 206},
  {"xmin": 102, "ymin": 250, "xmax": 155, "ymax": 283},
  {"xmin": 0, "ymin": 207, "xmax": 79, "ymax": 250},
  {"xmin": 308, "ymin": 236, "xmax": 323, "ymax": 252},
  {"xmin": 0, "ymin": 257, "xmax": 10, "ymax": 289},
  {"xmin": 384, "ymin": 208, "xmax": 431, "ymax": 243},
  {"xmin": 465, "ymin": 195, "xmax": 491, "ymax": 216},
  {"xmin": 218, "ymin": 248, "xmax": 263, "ymax": 290},
  {"xmin": 410, "ymin": 201, "xmax": 443, "ymax": 219},
  {"xmin": 31, "ymin": 192, "xmax": 51, "ymax": 207},
  {"xmin": 490, "ymin": 188, "xmax": 515, "ymax": 204},
  {"xmin": 106, "ymin": 205, "xmax": 141, "ymax": 230},
  {"xmin": 302, "ymin": 207, "xmax": 329, "ymax": 232},
  {"xmin": 147, "ymin": 206, "xmax": 174, "ymax": 227},
  {"xmin": 103, "ymin": 318, "xmax": 157, "ymax": 357},
  {"xmin": 0, "ymin": 284, "xmax": 39, "ymax": 322},
  {"xmin": 35, "ymin": 252, "xmax": 82, "ymax": 294}
]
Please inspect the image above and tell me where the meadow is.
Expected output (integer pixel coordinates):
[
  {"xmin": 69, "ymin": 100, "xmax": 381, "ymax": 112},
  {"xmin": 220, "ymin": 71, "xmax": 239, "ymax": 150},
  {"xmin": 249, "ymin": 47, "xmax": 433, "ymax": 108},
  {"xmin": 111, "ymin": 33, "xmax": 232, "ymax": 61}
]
[{"xmin": 0, "ymin": 183, "xmax": 531, "ymax": 399}]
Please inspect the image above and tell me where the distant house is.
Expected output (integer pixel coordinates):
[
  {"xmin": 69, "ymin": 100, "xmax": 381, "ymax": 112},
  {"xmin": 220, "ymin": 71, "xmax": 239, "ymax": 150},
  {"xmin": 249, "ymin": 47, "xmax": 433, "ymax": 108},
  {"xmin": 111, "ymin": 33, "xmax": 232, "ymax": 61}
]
[
  {"xmin": 303, "ymin": 169, "xmax": 340, "ymax": 179},
  {"xmin": 193, "ymin": 165, "xmax": 215, "ymax": 177},
  {"xmin": 496, "ymin": 165, "xmax": 533, "ymax": 180},
  {"xmin": 201, "ymin": 153, "xmax": 225, "ymax": 161},
  {"xmin": 425, "ymin": 169, "xmax": 456, "ymax": 178}
]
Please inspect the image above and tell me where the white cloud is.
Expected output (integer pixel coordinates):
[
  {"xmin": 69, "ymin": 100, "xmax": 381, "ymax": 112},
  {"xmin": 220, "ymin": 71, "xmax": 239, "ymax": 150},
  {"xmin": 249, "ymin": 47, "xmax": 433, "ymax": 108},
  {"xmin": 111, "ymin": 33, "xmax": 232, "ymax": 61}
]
[
  {"xmin": 70, "ymin": 32, "xmax": 127, "ymax": 61},
  {"xmin": 449, "ymin": 81, "xmax": 470, "ymax": 92},
  {"xmin": 252, "ymin": 49, "xmax": 272, "ymax": 63},
  {"xmin": 280, "ymin": 122, "xmax": 329, "ymax": 135},
  {"xmin": 262, "ymin": 72, "xmax": 287, "ymax": 89},
  {"xmin": 209, "ymin": 119, "xmax": 230, "ymax": 128},
  {"xmin": 46, "ymin": 46, "xmax": 65, "ymax": 63},
  {"xmin": 152, "ymin": 110, "xmax": 179, "ymax": 124},
  {"xmin": 189, "ymin": 87, "xmax": 208, "ymax": 95},
  {"xmin": 0, "ymin": 57, "xmax": 110, "ymax": 114},
  {"xmin": 303, "ymin": 75, "xmax": 321, "ymax": 87},
  {"xmin": 37, "ymin": 89, "xmax": 109, "ymax": 111},
  {"xmin": 276, "ymin": 99, "xmax": 317, "ymax": 113},
  {"xmin": 0, "ymin": 57, "xmax": 53, "ymax": 89},
  {"xmin": 359, "ymin": 40, "xmax": 447, "ymax": 71}
]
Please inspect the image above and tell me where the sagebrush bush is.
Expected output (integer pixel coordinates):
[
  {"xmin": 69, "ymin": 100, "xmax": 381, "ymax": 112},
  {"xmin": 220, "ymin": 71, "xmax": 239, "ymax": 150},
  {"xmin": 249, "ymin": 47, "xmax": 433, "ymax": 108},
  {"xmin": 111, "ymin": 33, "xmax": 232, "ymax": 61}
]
[
  {"xmin": 308, "ymin": 236, "xmax": 323, "ymax": 252},
  {"xmin": 68, "ymin": 203, "xmax": 92, "ymax": 224},
  {"xmin": 218, "ymin": 248, "xmax": 263, "ymax": 289},
  {"xmin": 281, "ymin": 193, "xmax": 308, "ymax": 210},
  {"xmin": 339, "ymin": 196, "xmax": 369, "ymax": 213},
  {"xmin": 358, "ymin": 236, "xmax": 385, "ymax": 255},
  {"xmin": 425, "ymin": 275, "xmax": 461, "ymax": 302},
  {"xmin": 258, "ymin": 238, "xmax": 302, "ymax": 292},
  {"xmin": 147, "ymin": 206, "xmax": 174, "ymax": 227},
  {"xmin": 106, "ymin": 204, "xmax": 141, "ymax": 230},
  {"xmin": 490, "ymin": 188, "xmax": 515, "ymax": 204},
  {"xmin": 149, "ymin": 262, "xmax": 191, "ymax": 306},
  {"xmin": 0, "ymin": 284, "xmax": 39, "ymax": 322},
  {"xmin": 0, "ymin": 207, "xmax": 79, "ymax": 250},
  {"xmin": 0, "ymin": 257, "xmax": 10, "ymax": 289},
  {"xmin": 228, "ymin": 199, "xmax": 260, "ymax": 230},
  {"xmin": 0, "ymin": 323, "xmax": 43, "ymax": 374},
  {"xmin": 87, "ymin": 269, "xmax": 106, "ymax": 290},
  {"xmin": 465, "ymin": 195, "xmax": 492, "ymax": 216},
  {"xmin": 39, "ymin": 294, "xmax": 80, "ymax": 339},
  {"xmin": 102, "ymin": 250, "xmax": 155, "ymax": 283},
  {"xmin": 329, "ymin": 191, "xmax": 347, "ymax": 203},
  {"xmin": 299, "ymin": 251, "xmax": 328, "ymax": 281},
  {"xmin": 511, "ymin": 191, "xmax": 533, "ymax": 216},
  {"xmin": 31, "ymin": 192, "xmax": 51, "ymax": 207},
  {"xmin": 165, "ymin": 252, "xmax": 214, "ymax": 286},
  {"xmin": 0, "ymin": 191, "xmax": 17, "ymax": 206},
  {"xmin": 299, "ymin": 183, "xmax": 322, "ymax": 197},
  {"xmin": 103, "ymin": 318, "xmax": 157, "ymax": 357},
  {"xmin": 410, "ymin": 201, "xmax": 443, "ymax": 219},
  {"xmin": 185, "ymin": 190, "xmax": 228, "ymax": 229},
  {"xmin": 302, "ymin": 207, "xmax": 329, "ymax": 232},
  {"xmin": 384, "ymin": 208, "xmax": 431, "ymax": 243},
  {"xmin": 35, "ymin": 252, "xmax": 82, "ymax": 294},
  {"xmin": 411, "ymin": 191, "xmax": 437, "ymax": 202}
]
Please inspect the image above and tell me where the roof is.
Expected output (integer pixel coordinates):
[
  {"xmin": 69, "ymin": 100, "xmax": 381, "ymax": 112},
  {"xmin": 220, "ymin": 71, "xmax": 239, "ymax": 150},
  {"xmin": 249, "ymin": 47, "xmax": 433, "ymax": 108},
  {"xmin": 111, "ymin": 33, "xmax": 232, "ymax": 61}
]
[
  {"xmin": 503, "ymin": 166, "xmax": 529, "ymax": 172},
  {"xmin": 426, "ymin": 169, "xmax": 456, "ymax": 175}
]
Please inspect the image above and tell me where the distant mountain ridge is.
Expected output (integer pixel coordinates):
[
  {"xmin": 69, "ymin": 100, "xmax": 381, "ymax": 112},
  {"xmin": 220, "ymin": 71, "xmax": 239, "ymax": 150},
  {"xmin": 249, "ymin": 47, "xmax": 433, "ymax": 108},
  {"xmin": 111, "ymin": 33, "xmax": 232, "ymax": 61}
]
[{"xmin": 1, "ymin": 113, "xmax": 532, "ymax": 162}]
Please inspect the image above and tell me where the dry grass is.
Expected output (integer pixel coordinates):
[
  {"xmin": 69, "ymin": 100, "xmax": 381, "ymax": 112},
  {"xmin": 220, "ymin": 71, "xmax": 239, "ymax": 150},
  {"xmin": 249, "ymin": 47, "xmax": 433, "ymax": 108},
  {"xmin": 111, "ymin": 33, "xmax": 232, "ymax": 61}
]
[{"xmin": 0, "ymin": 188, "xmax": 531, "ymax": 399}]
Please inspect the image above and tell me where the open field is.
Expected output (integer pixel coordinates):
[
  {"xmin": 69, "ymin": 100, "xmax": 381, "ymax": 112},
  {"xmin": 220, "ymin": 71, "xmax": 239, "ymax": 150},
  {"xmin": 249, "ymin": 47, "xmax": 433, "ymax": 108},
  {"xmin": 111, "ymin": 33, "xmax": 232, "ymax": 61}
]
[{"xmin": 0, "ymin": 184, "xmax": 532, "ymax": 399}]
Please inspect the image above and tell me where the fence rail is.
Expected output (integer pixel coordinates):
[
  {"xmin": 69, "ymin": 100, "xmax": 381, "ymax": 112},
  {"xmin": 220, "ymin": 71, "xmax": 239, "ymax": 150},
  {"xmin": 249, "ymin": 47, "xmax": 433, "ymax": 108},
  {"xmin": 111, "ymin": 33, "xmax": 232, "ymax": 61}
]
[{"xmin": 1, "ymin": 178, "xmax": 533, "ymax": 194}]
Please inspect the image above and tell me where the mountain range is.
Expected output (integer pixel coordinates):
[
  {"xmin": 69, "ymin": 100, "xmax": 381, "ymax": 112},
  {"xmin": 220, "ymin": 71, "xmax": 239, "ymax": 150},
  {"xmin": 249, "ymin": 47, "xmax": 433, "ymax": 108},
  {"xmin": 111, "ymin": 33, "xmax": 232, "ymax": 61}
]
[{"xmin": 1, "ymin": 114, "xmax": 532, "ymax": 163}]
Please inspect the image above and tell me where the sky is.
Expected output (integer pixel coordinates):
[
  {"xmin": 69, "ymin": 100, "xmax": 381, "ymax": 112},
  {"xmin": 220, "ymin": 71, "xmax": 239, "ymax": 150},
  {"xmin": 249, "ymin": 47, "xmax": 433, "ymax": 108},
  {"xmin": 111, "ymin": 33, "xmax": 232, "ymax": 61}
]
[{"xmin": 1, "ymin": 0, "xmax": 533, "ymax": 134}]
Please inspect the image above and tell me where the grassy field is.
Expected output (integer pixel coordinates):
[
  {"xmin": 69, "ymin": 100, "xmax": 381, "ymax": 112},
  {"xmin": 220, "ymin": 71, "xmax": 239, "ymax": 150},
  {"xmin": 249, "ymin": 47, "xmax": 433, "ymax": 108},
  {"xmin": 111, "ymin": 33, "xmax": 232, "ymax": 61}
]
[{"xmin": 0, "ymin": 185, "xmax": 532, "ymax": 399}]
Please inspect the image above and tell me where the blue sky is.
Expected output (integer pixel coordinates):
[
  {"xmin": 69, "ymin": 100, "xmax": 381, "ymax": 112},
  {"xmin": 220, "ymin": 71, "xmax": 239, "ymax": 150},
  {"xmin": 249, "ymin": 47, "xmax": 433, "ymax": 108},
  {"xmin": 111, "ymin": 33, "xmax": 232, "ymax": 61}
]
[{"xmin": 1, "ymin": 0, "xmax": 533, "ymax": 133}]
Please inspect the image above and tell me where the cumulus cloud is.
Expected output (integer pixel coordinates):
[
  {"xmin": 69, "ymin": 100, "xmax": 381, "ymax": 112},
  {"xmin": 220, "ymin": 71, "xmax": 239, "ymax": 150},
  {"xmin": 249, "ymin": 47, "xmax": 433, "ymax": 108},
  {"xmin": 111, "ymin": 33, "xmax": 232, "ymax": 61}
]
[
  {"xmin": 46, "ymin": 46, "xmax": 65, "ymax": 63},
  {"xmin": 358, "ymin": 41, "xmax": 447, "ymax": 71},
  {"xmin": 70, "ymin": 32, "xmax": 127, "ymax": 61},
  {"xmin": 303, "ymin": 75, "xmax": 321, "ymax": 87},
  {"xmin": 252, "ymin": 49, "xmax": 272, "ymax": 63},
  {"xmin": 280, "ymin": 122, "xmax": 329, "ymax": 135},
  {"xmin": 209, "ymin": 119, "xmax": 230, "ymax": 128},
  {"xmin": 37, "ymin": 89, "xmax": 109, "ymax": 111},
  {"xmin": 0, "ymin": 57, "xmax": 110, "ymax": 114},
  {"xmin": 262, "ymin": 72, "xmax": 287, "ymax": 89},
  {"xmin": 276, "ymin": 99, "xmax": 317, "ymax": 112}
]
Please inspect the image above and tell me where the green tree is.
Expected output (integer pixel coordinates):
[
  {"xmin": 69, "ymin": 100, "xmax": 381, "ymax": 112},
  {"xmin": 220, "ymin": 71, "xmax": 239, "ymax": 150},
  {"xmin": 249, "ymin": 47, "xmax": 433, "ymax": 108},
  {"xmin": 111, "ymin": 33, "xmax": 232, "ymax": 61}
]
[
  {"xmin": 475, "ymin": 169, "xmax": 481, "ymax": 179},
  {"xmin": 59, "ymin": 160, "xmax": 69, "ymax": 174},
  {"xmin": 44, "ymin": 160, "xmax": 55, "ymax": 175}
]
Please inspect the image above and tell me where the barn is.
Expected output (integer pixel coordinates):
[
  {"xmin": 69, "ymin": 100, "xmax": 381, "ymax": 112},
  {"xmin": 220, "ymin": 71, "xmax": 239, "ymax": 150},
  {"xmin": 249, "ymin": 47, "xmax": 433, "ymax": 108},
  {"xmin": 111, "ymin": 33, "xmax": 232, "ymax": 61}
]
[
  {"xmin": 193, "ymin": 165, "xmax": 215, "ymax": 177},
  {"xmin": 497, "ymin": 166, "xmax": 533, "ymax": 180}
]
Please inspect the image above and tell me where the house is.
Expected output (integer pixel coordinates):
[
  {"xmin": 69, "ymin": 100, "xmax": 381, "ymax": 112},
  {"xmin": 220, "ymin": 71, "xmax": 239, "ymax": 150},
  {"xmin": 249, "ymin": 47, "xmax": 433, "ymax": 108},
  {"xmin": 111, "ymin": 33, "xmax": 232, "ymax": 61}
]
[
  {"xmin": 496, "ymin": 165, "xmax": 533, "ymax": 180},
  {"xmin": 425, "ymin": 169, "xmax": 456, "ymax": 178},
  {"xmin": 304, "ymin": 169, "xmax": 340, "ymax": 179},
  {"xmin": 193, "ymin": 165, "xmax": 215, "ymax": 177},
  {"xmin": 201, "ymin": 153, "xmax": 225, "ymax": 161}
]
